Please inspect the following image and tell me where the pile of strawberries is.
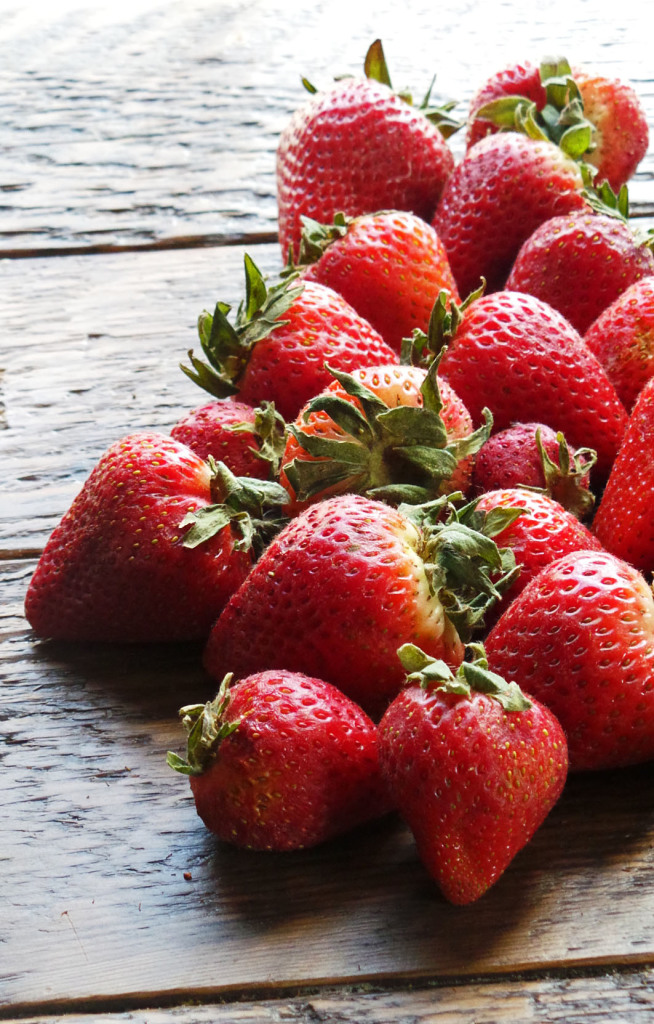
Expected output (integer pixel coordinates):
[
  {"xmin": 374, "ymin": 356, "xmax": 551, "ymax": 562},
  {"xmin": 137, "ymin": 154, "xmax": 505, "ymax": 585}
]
[{"xmin": 25, "ymin": 43, "xmax": 654, "ymax": 905}]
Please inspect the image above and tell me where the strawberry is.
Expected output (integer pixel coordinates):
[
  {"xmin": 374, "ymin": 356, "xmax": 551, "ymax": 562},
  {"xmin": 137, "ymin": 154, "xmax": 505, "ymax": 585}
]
[
  {"xmin": 424, "ymin": 290, "xmax": 627, "ymax": 480},
  {"xmin": 378, "ymin": 643, "xmax": 568, "ymax": 904},
  {"xmin": 276, "ymin": 40, "xmax": 456, "ymax": 262},
  {"xmin": 182, "ymin": 254, "xmax": 397, "ymax": 422},
  {"xmin": 432, "ymin": 133, "xmax": 587, "ymax": 296},
  {"xmin": 472, "ymin": 422, "xmax": 596, "ymax": 520},
  {"xmin": 592, "ymin": 375, "xmax": 654, "ymax": 573},
  {"xmin": 203, "ymin": 493, "xmax": 520, "ymax": 719},
  {"xmin": 473, "ymin": 488, "xmax": 603, "ymax": 613},
  {"xmin": 485, "ymin": 548, "xmax": 654, "ymax": 771},
  {"xmin": 584, "ymin": 275, "xmax": 654, "ymax": 413},
  {"xmin": 466, "ymin": 58, "xmax": 648, "ymax": 191},
  {"xmin": 295, "ymin": 211, "xmax": 460, "ymax": 352},
  {"xmin": 506, "ymin": 206, "xmax": 654, "ymax": 335},
  {"xmin": 24, "ymin": 433, "xmax": 289, "ymax": 643},
  {"xmin": 171, "ymin": 399, "xmax": 286, "ymax": 480},
  {"xmin": 167, "ymin": 669, "xmax": 389, "ymax": 851},
  {"xmin": 466, "ymin": 61, "xmax": 545, "ymax": 150},
  {"xmin": 574, "ymin": 69, "xmax": 649, "ymax": 191},
  {"xmin": 279, "ymin": 361, "xmax": 489, "ymax": 513}
]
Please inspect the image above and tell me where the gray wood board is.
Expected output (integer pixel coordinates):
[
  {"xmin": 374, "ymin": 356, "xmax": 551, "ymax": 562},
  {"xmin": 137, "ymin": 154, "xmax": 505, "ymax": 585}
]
[{"xmin": 1, "ymin": 0, "xmax": 653, "ymax": 251}]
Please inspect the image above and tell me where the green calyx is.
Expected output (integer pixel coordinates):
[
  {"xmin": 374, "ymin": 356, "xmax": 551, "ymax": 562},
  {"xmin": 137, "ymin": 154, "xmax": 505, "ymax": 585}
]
[
  {"xmin": 283, "ymin": 357, "xmax": 492, "ymax": 507},
  {"xmin": 530, "ymin": 427, "xmax": 597, "ymax": 520},
  {"xmin": 225, "ymin": 400, "xmax": 288, "ymax": 481},
  {"xmin": 581, "ymin": 178, "xmax": 654, "ymax": 251},
  {"xmin": 180, "ymin": 254, "xmax": 304, "ymax": 398},
  {"xmin": 398, "ymin": 641, "xmax": 532, "ymax": 712},
  {"xmin": 180, "ymin": 458, "xmax": 290, "ymax": 558},
  {"xmin": 166, "ymin": 674, "xmax": 240, "ymax": 777},
  {"xmin": 294, "ymin": 211, "xmax": 351, "ymax": 268},
  {"xmin": 401, "ymin": 284, "xmax": 485, "ymax": 369},
  {"xmin": 581, "ymin": 170, "xmax": 630, "ymax": 222},
  {"xmin": 302, "ymin": 39, "xmax": 462, "ymax": 138},
  {"xmin": 400, "ymin": 494, "xmax": 523, "ymax": 641},
  {"xmin": 475, "ymin": 57, "xmax": 595, "ymax": 162}
]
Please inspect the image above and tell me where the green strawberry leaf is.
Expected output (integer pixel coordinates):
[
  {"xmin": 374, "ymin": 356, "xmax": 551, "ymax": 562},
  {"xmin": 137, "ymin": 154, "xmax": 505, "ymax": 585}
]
[
  {"xmin": 181, "ymin": 460, "xmax": 290, "ymax": 556},
  {"xmin": 363, "ymin": 38, "xmax": 392, "ymax": 87},
  {"xmin": 180, "ymin": 256, "xmax": 304, "ymax": 397},
  {"xmin": 300, "ymin": 393, "xmax": 373, "ymax": 441},
  {"xmin": 397, "ymin": 642, "xmax": 532, "ymax": 710},
  {"xmin": 167, "ymin": 675, "xmax": 241, "ymax": 776}
]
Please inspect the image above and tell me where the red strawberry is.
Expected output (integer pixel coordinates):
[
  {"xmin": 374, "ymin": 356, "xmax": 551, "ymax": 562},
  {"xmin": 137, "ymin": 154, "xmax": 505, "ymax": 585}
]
[
  {"xmin": 432, "ymin": 133, "xmax": 587, "ymax": 296},
  {"xmin": 167, "ymin": 669, "xmax": 389, "ymax": 851},
  {"xmin": 379, "ymin": 643, "xmax": 568, "ymax": 904},
  {"xmin": 473, "ymin": 488, "xmax": 603, "ymax": 612},
  {"xmin": 592, "ymin": 375, "xmax": 654, "ymax": 573},
  {"xmin": 506, "ymin": 208, "xmax": 654, "ymax": 335},
  {"xmin": 279, "ymin": 361, "xmax": 488, "ymax": 513},
  {"xmin": 297, "ymin": 211, "xmax": 460, "ymax": 352},
  {"xmin": 584, "ymin": 275, "xmax": 654, "ymax": 413},
  {"xmin": 485, "ymin": 548, "xmax": 654, "ymax": 771},
  {"xmin": 472, "ymin": 422, "xmax": 596, "ymax": 520},
  {"xmin": 203, "ymin": 493, "xmax": 519, "ymax": 719},
  {"xmin": 431, "ymin": 290, "xmax": 627, "ymax": 480},
  {"xmin": 171, "ymin": 399, "xmax": 286, "ymax": 480},
  {"xmin": 276, "ymin": 41, "xmax": 456, "ymax": 262},
  {"xmin": 182, "ymin": 255, "xmax": 397, "ymax": 422},
  {"xmin": 23, "ymin": 433, "xmax": 272, "ymax": 643},
  {"xmin": 466, "ymin": 61, "xmax": 545, "ymax": 149},
  {"xmin": 574, "ymin": 69, "xmax": 649, "ymax": 191},
  {"xmin": 466, "ymin": 58, "xmax": 648, "ymax": 191}
]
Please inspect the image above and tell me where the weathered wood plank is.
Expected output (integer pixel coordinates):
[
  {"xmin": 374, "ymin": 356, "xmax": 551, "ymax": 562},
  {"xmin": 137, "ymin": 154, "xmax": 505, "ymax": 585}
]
[
  {"xmin": 3, "ymin": 559, "xmax": 654, "ymax": 1010},
  {"xmin": 1, "ymin": 0, "xmax": 653, "ymax": 251},
  {"xmin": 5, "ymin": 969, "xmax": 654, "ymax": 1024}
]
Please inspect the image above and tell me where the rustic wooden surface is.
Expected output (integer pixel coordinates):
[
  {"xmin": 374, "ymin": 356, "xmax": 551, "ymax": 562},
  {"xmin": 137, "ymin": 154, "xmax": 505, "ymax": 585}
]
[
  {"xmin": 3, "ymin": 0, "xmax": 654, "ymax": 1019},
  {"xmin": 1, "ymin": 0, "xmax": 653, "ymax": 254}
]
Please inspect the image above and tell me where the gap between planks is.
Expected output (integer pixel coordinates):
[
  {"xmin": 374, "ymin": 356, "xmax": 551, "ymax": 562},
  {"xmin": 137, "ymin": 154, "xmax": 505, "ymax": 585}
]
[
  {"xmin": 0, "ymin": 232, "xmax": 278, "ymax": 261},
  {"xmin": 2, "ymin": 961, "xmax": 654, "ymax": 1023}
]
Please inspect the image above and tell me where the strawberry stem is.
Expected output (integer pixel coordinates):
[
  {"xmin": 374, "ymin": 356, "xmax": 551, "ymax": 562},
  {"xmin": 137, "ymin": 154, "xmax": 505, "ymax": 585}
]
[{"xmin": 167, "ymin": 674, "xmax": 240, "ymax": 776}]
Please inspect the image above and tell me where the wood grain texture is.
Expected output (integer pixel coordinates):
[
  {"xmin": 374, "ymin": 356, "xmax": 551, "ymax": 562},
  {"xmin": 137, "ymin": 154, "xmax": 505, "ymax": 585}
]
[
  {"xmin": 5, "ymin": 969, "xmax": 654, "ymax": 1023},
  {"xmin": 1, "ymin": 0, "xmax": 653, "ymax": 252},
  {"xmin": 3, "ymin": 558, "xmax": 654, "ymax": 1011}
]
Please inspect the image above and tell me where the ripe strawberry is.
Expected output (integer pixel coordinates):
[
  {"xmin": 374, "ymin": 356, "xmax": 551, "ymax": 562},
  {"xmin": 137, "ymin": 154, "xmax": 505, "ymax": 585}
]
[
  {"xmin": 171, "ymin": 399, "xmax": 286, "ymax": 480},
  {"xmin": 296, "ymin": 211, "xmax": 460, "ymax": 352},
  {"xmin": 466, "ymin": 58, "xmax": 648, "ymax": 191},
  {"xmin": 592, "ymin": 375, "xmax": 654, "ymax": 573},
  {"xmin": 472, "ymin": 422, "xmax": 596, "ymax": 520},
  {"xmin": 167, "ymin": 669, "xmax": 389, "ymax": 851},
  {"xmin": 473, "ymin": 488, "xmax": 603, "ymax": 613},
  {"xmin": 431, "ymin": 290, "xmax": 627, "ymax": 480},
  {"xmin": 276, "ymin": 41, "xmax": 456, "ymax": 262},
  {"xmin": 379, "ymin": 643, "xmax": 568, "ymax": 904},
  {"xmin": 466, "ymin": 60, "xmax": 545, "ymax": 149},
  {"xmin": 574, "ymin": 69, "xmax": 649, "ymax": 191},
  {"xmin": 203, "ymin": 493, "xmax": 519, "ymax": 719},
  {"xmin": 506, "ymin": 208, "xmax": 654, "ymax": 335},
  {"xmin": 279, "ymin": 361, "xmax": 489, "ymax": 513},
  {"xmin": 432, "ymin": 133, "xmax": 587, "ymax": 296},
  {"xmin": 485, "ymin": 548, "xmax": 654, "ymax": 771},
  {"xmin": 584, "ymin": 275, "xmax": 654, "ymax": 413},
  {"xmin": 23, "ymin": 433, "xmax": 283, "ymax": 643},
  {"xmin": 182, "ymin": 255, "xmax": 397, "ymax": 422}
]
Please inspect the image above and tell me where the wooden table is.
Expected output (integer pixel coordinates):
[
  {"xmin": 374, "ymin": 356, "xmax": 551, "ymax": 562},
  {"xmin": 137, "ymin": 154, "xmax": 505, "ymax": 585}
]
[{"xmin": 3, "ymin": 1, "xmax": 654, "ymax": 1020}]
